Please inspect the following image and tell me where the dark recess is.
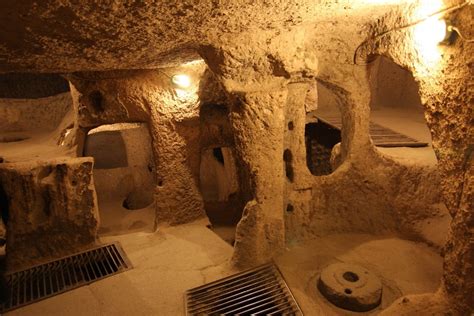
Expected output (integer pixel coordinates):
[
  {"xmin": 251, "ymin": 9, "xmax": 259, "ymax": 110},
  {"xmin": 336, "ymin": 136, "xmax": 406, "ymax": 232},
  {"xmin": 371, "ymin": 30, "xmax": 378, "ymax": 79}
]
[
  {"xmin": 305, "ymin": 121, "xmax": 341, "ymax": 176},
  {"xmin": 0, "ymin": 73, "xmax": 69, "ymax": 99},
  {"xmin": 0, "ymin": 185, "xmax": 9, "ymax": 225},
  {"xmin": 88, "ymin": 91, "xmax": 105, "ymax": 112},
  {"xmin": 288, "ymin": 121, "xmax": 294, "ymax": 130},
  {"xmin": 213, "ymin": 147, "xmax": 225, "ymax": 165},
  {"xmin": 283, "ymin": 149, "xmax": 294, "ymax": 182},
  {"xmin": 286, "ymin": 203, "xmax": 294, "ymax": 212}
]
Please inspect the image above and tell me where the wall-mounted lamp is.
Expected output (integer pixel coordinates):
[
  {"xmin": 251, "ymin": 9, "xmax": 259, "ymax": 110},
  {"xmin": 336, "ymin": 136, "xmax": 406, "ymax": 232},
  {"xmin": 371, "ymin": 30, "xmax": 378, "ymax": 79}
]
[
  {"xmin": 442, "ymin": 24, "xmax": 457, "ymax": 45},
  {"xmin": 430, "ymin": 19, "xmax": 457, "ymax": 45},
  {"xmin": 353, "ymin": 1, "xmax": 472, "ymax": 65},
  {"xmin": 413, "ymin": 17, "xmax": 456, "ymax": 63},
  {"xmin": 172, "ymin": 74, "xmax": 192, "ymax": 89},
  {"xmin": 415, "ymin": 18, "xmax": 451, "ymax": 46}
]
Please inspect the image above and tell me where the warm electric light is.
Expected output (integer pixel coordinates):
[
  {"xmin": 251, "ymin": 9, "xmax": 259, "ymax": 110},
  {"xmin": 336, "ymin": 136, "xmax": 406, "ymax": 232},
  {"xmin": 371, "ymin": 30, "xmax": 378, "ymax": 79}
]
[
  {"xmin": 421, "ymin": 18, "xmax": 447, "ymax": 44},
  {"xmin": 415, "ymin": 0, "xmax": 443, "ymax": 19},
  {"xmin": 172, "ymin": 74, "xmax": 192, "ymax": 88},
  {"xmin": 413, "ymin": 17, "xmax": 447, "ymax": 64}
]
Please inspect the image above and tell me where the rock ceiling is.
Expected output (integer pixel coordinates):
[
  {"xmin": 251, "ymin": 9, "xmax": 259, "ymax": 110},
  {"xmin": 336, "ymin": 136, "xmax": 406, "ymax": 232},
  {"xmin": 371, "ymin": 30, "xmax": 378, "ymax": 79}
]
[{"xmin": 0, "ymin": 0, "xmax": 409, "ymax": 73}]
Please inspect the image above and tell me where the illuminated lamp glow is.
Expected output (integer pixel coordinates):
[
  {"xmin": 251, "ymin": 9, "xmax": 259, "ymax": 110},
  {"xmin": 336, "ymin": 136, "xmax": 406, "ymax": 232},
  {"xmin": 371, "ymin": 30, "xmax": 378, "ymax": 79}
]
[
  {"xmin": 172, "ymin": 74, "xmax": 192, "ymax": 88},
  {"xmin": 413, "ymin": 17, "xmax": 447, "ymax": 64},
  {"xmin": 418, "ymin": 18, "xmax": 448, "ymax": 44}
]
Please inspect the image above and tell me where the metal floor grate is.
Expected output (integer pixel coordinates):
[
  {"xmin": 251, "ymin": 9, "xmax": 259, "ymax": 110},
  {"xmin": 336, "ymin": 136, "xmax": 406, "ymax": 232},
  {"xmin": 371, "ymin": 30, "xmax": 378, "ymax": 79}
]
[
  {"xmin": 317, "ymin": 116, "xmax": 428, "ymax": 148},
  {"xmin": 0, "ymin": 242, "xmax": 132, "ymax": 313},
  {"xmin": 185, "ymin": 262, "xmax": 303, "ymax": 315}
]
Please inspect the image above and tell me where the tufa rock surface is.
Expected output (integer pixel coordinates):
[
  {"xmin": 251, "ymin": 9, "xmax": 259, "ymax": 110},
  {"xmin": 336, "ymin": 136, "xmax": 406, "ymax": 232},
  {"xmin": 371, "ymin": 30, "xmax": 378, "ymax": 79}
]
[{"xmin": 0, "ymin": 157, "xmax": 99, "ymax": 271}]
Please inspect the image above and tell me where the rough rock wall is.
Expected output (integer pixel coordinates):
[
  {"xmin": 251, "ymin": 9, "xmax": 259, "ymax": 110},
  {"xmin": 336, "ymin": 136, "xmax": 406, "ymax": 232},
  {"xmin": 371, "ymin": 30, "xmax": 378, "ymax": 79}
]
[
  {"xmin": 229, "ymin": 90, "xmax": 287, "ymax": 267},
  {"xmin": 0, "ymin": 92, "xmax": 72, "ymax": 133},
  {"xmin": 0, "ymin": 157, "xmax": 99, "ymax": 271},
  {"xmin": 0, "ymin": 0, "xmax": 471, "ymax": 312},
  {"xmin": 0, "ymin": 0, "xmax": 339, "ymax": 73},
  {"xmin": 0, "ymin": 73, "xmax": 69, "ymax": 99},
  {"xmin": 284, "ymin": 83, "xmax": 314, "ymax": 242},
  {"xmin": 69, "ymin": 67, "xmax": 208, "ymax": 226},
  {"xmin": 85, "ymin": 123, "xmax": 155, "ymax": 211},
  {"xmin": 149, "ymin": 91, "xmax": 206, "ymax": 226},
  {"xmin": 362, "ymin": 2, "xmax": 473, "ymax": 313},
  {"xmin": 200, "ymin": 17, "xmax": 447, "ymax": 268}
]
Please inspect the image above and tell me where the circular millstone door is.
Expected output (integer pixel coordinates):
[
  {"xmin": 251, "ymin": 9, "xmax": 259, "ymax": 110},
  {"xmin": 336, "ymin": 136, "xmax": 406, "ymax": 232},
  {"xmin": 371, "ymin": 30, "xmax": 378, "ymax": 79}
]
[{"xmin": 317, "ymin": 262, "xmax": 382, "ymax": 312}]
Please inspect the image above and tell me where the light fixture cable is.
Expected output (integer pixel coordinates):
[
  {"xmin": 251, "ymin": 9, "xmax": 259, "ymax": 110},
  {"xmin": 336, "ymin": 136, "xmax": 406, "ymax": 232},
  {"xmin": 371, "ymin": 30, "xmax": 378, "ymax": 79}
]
[
  {"xmin": 449, "ymin": 25, "xmax": 474, "ymax": 42},
  {"xmin": 353, "ymin": 1, "xmax": 472, "ymax": 65}
]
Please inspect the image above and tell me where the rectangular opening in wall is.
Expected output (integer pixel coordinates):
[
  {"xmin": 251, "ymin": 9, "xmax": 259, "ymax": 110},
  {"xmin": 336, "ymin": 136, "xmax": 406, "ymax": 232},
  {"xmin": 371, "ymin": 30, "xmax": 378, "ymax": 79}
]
[
  {"xmin": 316, "ymin": 116, "xmax": 428, "ymax": 147},
  {"xmin": 0, "ymin": 242, "xmax": 132, "ymax": 313}
]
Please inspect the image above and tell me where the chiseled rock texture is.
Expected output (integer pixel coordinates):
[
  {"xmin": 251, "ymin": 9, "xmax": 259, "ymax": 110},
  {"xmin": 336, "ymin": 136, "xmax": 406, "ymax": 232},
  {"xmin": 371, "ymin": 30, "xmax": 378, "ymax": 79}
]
[
  {"xmin": 68, "ymin": 66, "xmax": 209, "ymax": 226},
  {"xmin": 229, "ymin": 88, "xmax": 287, "ymax": 267},
  {"xmin": 0, "ymin": 0, "xmax": 472, "ymax": 313},
  {"xmin": 0, "ymin": 157, "xmax": 99, "ymax": 271},
  {"xmin": 367, "ymin": 4, "xmax": 474, "ymax": 314}
]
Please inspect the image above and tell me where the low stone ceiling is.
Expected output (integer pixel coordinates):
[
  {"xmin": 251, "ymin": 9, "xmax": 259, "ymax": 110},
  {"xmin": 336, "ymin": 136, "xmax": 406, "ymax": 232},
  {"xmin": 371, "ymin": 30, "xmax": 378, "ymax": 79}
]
[{"xmin": 0, "ymin": 0, "xmax": 409, "ymax": 73}]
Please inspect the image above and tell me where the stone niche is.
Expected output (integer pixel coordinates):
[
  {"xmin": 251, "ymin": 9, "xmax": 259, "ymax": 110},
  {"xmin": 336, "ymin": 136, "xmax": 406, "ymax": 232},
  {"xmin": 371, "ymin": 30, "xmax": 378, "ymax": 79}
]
[
  {"xmin": 84, "ymin": 122, "xmax": 156, "ymax": 233},
  {"xmin": 0, "ymin": 157, "xmax": 99, "ymax": 272}
]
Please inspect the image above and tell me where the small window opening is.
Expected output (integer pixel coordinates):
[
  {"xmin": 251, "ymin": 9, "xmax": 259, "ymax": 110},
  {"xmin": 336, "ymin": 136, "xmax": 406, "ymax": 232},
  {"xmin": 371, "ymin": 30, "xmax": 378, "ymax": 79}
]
[
  {"xmin": 213, "ymin": 147, "xmax": 225, "ymax": 165},
  {"xmin": 286, "ymin": 203, "xmax": 294, "ymax": 212},
  {"xmin": 283, "ymin": 149, "xmax": 294, "ymax": 182},
  {"xmin": 305, "ymin": 121, "xmax": 341, "ymax": 176}
]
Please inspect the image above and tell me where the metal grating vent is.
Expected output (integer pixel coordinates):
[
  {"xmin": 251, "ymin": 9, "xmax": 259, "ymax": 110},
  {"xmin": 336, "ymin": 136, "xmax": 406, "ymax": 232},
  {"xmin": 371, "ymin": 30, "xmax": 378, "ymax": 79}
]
[
  {"xmin": 317, "ymin": 116, "xmax": 428, "ymax": 148},
  {"xmin": 0, "ymin": 242, "xmax": 132, "ymax": 313},
  {"xmin": 185, "ymin": 262, "xmax": 303, "ymax": 315}
]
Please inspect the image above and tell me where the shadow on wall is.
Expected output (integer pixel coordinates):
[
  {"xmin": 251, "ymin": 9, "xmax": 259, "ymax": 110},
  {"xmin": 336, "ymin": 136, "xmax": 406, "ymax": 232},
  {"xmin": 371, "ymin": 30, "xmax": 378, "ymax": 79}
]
[
  {"xmin": 200, "ymin": 147, "xmax": 242, "ymax": 226},
  {"xmin": 0, "ymin": 73, "xmax": 69, "ymax": 99}
]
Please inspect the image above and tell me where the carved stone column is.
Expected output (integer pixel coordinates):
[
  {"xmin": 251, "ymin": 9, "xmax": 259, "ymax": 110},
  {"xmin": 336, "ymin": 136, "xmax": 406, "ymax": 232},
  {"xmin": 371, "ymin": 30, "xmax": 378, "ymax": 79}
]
[{"xmin": 229, "ymin": 89, "xmax": 287, "ymax": 267}]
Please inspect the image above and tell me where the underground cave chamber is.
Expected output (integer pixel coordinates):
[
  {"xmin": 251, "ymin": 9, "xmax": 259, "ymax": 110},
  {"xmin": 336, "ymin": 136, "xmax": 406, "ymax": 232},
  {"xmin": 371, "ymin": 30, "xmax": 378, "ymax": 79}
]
[{"xmin": 0, "ymin": 1, "xmax": 472, "ymax": 315}]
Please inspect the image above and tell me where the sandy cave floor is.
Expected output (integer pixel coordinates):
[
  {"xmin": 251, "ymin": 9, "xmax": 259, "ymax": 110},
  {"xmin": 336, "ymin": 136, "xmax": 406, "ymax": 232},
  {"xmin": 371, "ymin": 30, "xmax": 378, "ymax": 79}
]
[
  {"xmin": 6, "ymin": 219, "xmax": 443, "ymax": 316},
  {"xmin": 0, "ymin": 96, "xmax": 446, "ymax": 315},
  {"xmin": 277, "ymin": 235, "xmax": 443, "ymax": 315},
  {"xmin": 97, "ymin": 201, "xmax": 156, "ymax": 236}
]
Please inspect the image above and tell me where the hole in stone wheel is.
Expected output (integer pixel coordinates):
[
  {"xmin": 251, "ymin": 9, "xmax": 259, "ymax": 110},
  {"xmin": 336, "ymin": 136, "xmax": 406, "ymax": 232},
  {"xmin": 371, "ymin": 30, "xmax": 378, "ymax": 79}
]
[
  {"xmin": 318, "ymin": 263, "xmax": 382, "ymax": 312},
  {"xmin": 343, "ymin": 271, "xmax": 359, "ymax": 282}
]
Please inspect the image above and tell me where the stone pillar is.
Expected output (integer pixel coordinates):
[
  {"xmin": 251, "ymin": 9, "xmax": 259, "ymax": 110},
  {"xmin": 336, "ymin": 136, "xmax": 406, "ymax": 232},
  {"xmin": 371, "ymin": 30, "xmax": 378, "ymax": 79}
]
[
  {"xmin": 69, "ymin": 69, "xmax": 208, "ymax": 227},
  {"xmin": 283, "ymin": 82, "xmax": 314, "ymax": 241},
  {"xmin": 229, "ymin": 89, "xmax": 287, "ymax": 268},
  {"xmin": 0, "ymin": 158, "xmax": 99, "ymax": 271},
  {"xmin": 149, "ymin": 106, "xmax": 206, "ymax": 226}
]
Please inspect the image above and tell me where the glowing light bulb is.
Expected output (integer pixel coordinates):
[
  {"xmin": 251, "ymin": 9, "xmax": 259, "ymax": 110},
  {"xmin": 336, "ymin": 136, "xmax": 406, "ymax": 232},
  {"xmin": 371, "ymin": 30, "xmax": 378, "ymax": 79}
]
[
  {"xmin": 172, "ymin": 74, "xmax": 191, "ymax": 88},
  {"xmin": 430, "ymin": 18, "xmax": 447, "ymax": 43},
  {"xmin": 414, "ymin": 17, "xmax": 447, "ymax": 65}
]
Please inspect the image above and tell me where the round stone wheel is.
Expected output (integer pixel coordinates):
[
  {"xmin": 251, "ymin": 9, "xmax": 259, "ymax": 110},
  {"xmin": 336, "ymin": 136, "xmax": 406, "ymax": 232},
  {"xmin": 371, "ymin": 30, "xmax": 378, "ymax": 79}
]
[{"xmin": 317, "ymin": 262, "xmax": 382, "ymax": 312}]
